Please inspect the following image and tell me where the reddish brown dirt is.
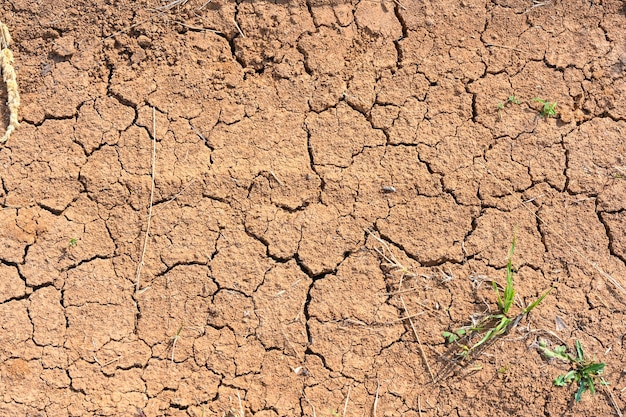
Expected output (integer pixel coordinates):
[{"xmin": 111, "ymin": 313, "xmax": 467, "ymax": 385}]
[{"xmin": 1, "ymin": 0, "xmax": 626, "ymax": 416}]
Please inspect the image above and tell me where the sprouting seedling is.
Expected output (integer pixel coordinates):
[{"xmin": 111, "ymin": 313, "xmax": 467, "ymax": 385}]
[
  {"xmin": 169, "ymin": 323, "xmax": 184, "ymax": 363},
  {"xmin": 533, "ymin": 98, "xmax": 558, "ymax": 118},
  {"xmin": 508, "ymin": 95, "xmax": 521, "ymax": 105},
  {"xmin": 442, "ymin": 236, "xmax": 552, "ymax": 361},
  {"xmin": 537, "ymin": 339, "xmax": 608, "ymax": 402},
  {"xmin": 496, "ymin": 102, "xmax": 505, "ymax": 120},
  {"xmin": 69, "ymin": 238, "xmax": 78, "ymax": 247},
  {"xmin": 496, "ymin": 95, "xmax": 521, "ymax": 120}
]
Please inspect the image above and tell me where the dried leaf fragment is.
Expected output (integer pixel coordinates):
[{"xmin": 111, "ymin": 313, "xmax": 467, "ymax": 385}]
[{"xmin": 0, "ymin": 21, "xmax": 20, "ymax": 143}]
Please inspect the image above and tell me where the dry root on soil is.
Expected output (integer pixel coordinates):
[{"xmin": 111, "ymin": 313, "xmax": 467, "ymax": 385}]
[{"xmin": 0, "ymin": 21, "xmax": 19, "ymax": 144}]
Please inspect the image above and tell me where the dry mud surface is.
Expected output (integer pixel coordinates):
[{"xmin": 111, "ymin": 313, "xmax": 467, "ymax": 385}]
[{"xmin": 1, "ymin": 0, "xmax": 626, "ymax": 416}]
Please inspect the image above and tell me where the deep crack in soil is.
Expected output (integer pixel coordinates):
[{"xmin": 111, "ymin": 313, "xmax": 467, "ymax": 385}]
[{"xmin": 1, "ymin": 0, "xmax": 626, "ymax": 416}]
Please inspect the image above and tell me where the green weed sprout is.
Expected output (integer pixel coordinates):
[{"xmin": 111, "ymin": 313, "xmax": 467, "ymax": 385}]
[
  {"xmin": 442, "ymin": 236, "xmax": 552, "ymax": 359},
  {"xmin": 496, "ymin": 102, "xmax": 505, "ymax": 120},
  {"xmin": 496, "ymin": 96, "xmax": 521, "ymax": 120},
  {"xmin": 168, "ymin": 323, "xmax": 184, "ymax": 363},
  {"xmin": 537, "ymin": 340, "xmax": 608, "ymax": 402},
  {"xmin": 508, "ymin": 95, "xmax": 521, "ymax": 105},
  {"xmin": 533, "ymin": 98, "xmax": 557, "ymax": 118}
]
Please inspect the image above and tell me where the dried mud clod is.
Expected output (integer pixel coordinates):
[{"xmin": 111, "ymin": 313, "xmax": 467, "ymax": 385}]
[{"xmin": 0, "ymin": 20, "xmax": 20, "ymax": 144}]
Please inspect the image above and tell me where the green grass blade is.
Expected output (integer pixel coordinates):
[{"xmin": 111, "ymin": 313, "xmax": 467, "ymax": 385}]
[
  {"xmin": 575, "ymin": 379, "xmax": 587, "ymax": 402},
  {"xmin": 523, "ymin": 287, "xmax": 553, "ymax": 314},
  {"xmin": 468, "ymin": 316, "xmax": 512, "ymax": 353},
  {"xmin": 501, "ymin": 236, "xmax": 517, "ymax": 314},
  {"xmin": 502, "ymin": 264, "xmax": 515, "ymax": 314},
  {"xmin": 493, "ymin": 280, "xmax": 504, "ymax": 312},
  {"xmin": 575, "ymin": 340, "xmax": 585, "ymax": 361},
  {"xmin": 585, "ymin": 362, "xmax": 606, "ymax": 375},
  {"xmin": 587, "ymin": 376, "xmax": 596, "ymax": 395}
]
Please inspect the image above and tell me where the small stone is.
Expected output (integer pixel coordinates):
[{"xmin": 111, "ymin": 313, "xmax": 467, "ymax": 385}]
[{"xmin": 137, "ymin": 35, "xmax": 152, "ymax": 48}]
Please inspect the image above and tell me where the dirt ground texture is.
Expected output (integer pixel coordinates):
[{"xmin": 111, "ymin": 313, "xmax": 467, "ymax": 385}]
[{"xmin": 1, "ymin": 0, "xmax": 626, "ymax": 415}]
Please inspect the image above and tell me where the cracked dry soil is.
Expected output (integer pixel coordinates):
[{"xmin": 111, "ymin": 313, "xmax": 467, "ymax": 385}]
[{"xmin": 1, "ymin": 0, "xmax": 626, "ymax": 416}]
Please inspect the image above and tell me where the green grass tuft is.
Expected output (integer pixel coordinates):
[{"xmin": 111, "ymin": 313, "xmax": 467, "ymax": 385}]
[{"xmin": 442, "ymin": 236, "xmax": 552, "ymax": 361}]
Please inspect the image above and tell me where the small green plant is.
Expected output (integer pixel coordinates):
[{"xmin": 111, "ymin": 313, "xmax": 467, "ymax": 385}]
[
  {"xmin": 442, "ymin": 236, "xmax": 552, "ymax": 360},
  {"xmin": 533, "ymin": 98, "xmax": 558, "ymax": 118},
  {"xmin": 496, "ymin": 96, "xmax": 521, "ymax": 120},
  {"xmin": 496, "ymin": 102, "xmax": 505, "ymax": 120},
  {"xmin": 508, "ymin": 95, "xmax": 521, "ymax": 105},
  {"xmin": 537, "ymin": 340, "xmax": 608, "ymax": 402},
  {"xmin": 168, "ymin": 323, "xmax": 184, "ymax": 363},
  {"xmin": 69, "ymin": 238, "xmax": 78, "ymax": 247}
]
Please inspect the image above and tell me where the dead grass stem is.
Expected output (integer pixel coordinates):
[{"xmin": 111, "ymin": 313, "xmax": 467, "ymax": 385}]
[
  {"xmin": 155, "ymin": 0, "xmax": 190, "ymax": 11},
  {"xmin": 342, "ymin": 385, "xmax": 351, "ymax": 417},
  {"xmin": 135, "ymin": 107, "xmax": 157, "ymax": 292},
  {"xmin": 367, "ymin": 231, "xmax": 436, "ymax": 383},
  {"xmin": 373, "ymin": 380, "xmax": 380, "ymax": 417},
  {"xmin": 417, "ymin": 395, "xmax": 423, "ymax": 417}
]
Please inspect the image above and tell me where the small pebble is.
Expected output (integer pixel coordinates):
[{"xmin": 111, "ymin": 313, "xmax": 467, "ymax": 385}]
[{"xmin": 137, "ymin": 35, "xmax": 152, "ymax": 48}]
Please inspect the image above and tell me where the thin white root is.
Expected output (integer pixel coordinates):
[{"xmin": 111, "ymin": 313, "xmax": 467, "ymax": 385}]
[{"xmin": 0, "ymin": 22, "xmax": 19, "ymax": 144}]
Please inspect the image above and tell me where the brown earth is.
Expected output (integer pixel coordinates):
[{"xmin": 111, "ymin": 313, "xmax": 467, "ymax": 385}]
[{"xmin": 1, "ymin": 0, "xmax": 626, "ymax": 416}]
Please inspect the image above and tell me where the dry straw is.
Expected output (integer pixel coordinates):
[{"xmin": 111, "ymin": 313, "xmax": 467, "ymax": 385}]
[{"xmin": 0, "ymin": 21, "xmax": 19, "ymax": 143}]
